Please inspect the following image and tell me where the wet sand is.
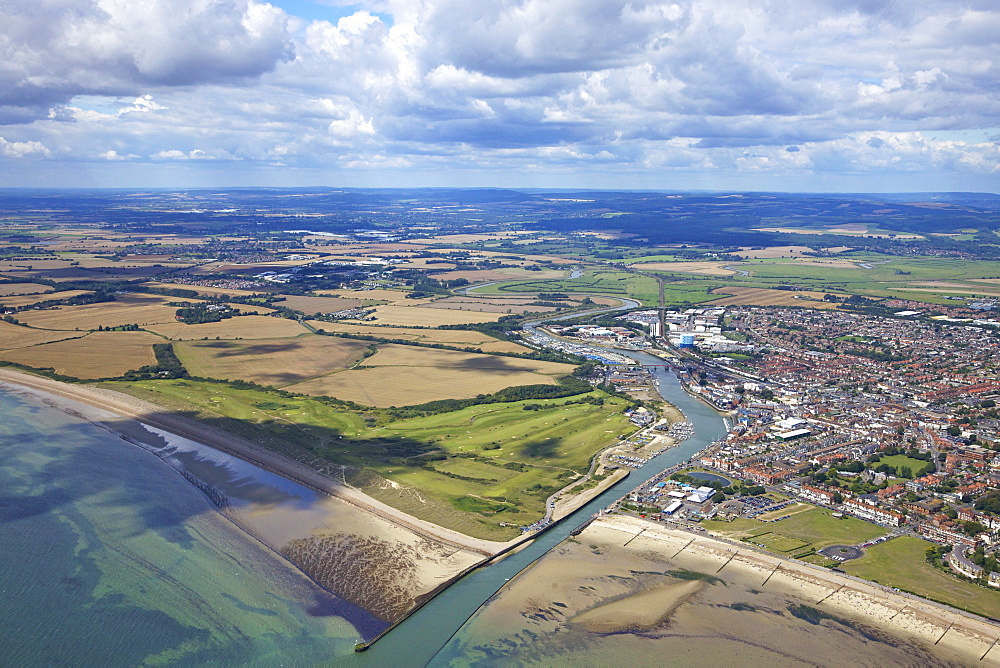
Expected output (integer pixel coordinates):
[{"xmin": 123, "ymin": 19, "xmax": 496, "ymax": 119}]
[
  {"xmin": 436, "ymin": 515, "xmax": 1000, "ymax": 666},
  {"xmin": 0, "ymin": 369, "xmax": 495, "ymax": 632}
]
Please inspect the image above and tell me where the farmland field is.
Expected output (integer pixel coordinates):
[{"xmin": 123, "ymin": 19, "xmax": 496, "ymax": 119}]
[
  {"xmin": 146, "ymin": 315, "xmax": 311, "ymax": 340},
  {"xmin": 275, "ymin": 294, "xmax": 365, "ymax": 314},
  {"xmin": 286, "ymin": 344, "xmax": 574, "ymax": 406},
  {"xmin": 419, "ymin": 295, "xmax": 559, "ymax": 314},
  {"xmin": 305, "ymin": 321, "xmax": 531, "ymax": 353},
  {"xmin": 0, "ymin": 321, "xmax": 86, "ymax": 349},
  {"xmin": 0, "ymin": 289, "xmax": 93, "ymax": 308},
  {"xmin": 174, "ymin": 335, "xmax": 371, "ymax": 387},
  {"xmin": 313, "ymin": 288, "xmax": 412, "ymax": 303},
  {"xmin": 0, "ymin": 282, "xmax": 53, "ymax": 296},
  {"xmin": 429, "ymin": 268, "xmax": 566, "ymax": 282},
  {"xmin": 0, "ymin": 331, "xmax": 160, "ymax": 378},
  {"xmin": 705, "ymin": 286, "xmax": 841, "ymax": 308},
  {"xmin": 475, "ymin": 270, "xmax": 661, "ymax": 306},
  {"xmin": 14, "ymin": 294, "xmax": 186, "ymax": 330},
  {"xmin": 362, "ymin": 344, "xmax": 572, "ymax": 373},
  {"xmin": 140, "ymin": 281, "xmax": 265, "ymax": 298},
  {"xmin": 366, "ymin": 304, "xmax": 502, "ymax": 326}
]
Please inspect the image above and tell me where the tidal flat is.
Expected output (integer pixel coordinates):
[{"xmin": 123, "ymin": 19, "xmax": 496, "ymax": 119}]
[{"xmin": 434, "ymin": 515, "xmax": 1000, "ymax": 667}]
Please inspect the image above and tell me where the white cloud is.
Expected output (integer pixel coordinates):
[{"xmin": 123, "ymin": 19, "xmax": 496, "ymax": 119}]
[
  {"xmin": 0, "ymin": 0, "xmax": 292, "ymax": 122},
  {"xmin": 99, "ymin": 149, "xmax": 139, "ymax": 160},
  {"xmin": 0, "ymin": 138, "xmax": 51, "ymax": 158},
  {"xmin": 0, "ymin": 0, "xmax": 998, "ymax": 189}
]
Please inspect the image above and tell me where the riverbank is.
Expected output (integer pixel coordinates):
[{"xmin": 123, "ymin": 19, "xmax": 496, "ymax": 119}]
[{"xmin": 434, "ymin": 514, "xmax": 1000, "ymax": 666}]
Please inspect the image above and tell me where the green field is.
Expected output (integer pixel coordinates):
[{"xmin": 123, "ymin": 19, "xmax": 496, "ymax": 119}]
[
  {"xmin": 108, "ymin": 379, "xmax": 633, "ymax": 540},
  {"xmin": 472, "ymin": 270, "xmax": 662, "ymax": 306},
  {"xmin": 713, "ymin": 255, "xmax": 1000, "ymax": 301},
  {"xmin": 843, "ymin": 536, "xmax": 1000, "ymax": 620},
  {"xmin": 746, "ymin": 532, "xmax": 810, "ymax": 553},
  {"xmin": 873, "ymin": 454, "xmax": 931, "ymax": 478},
  {"xmin": 704, "ymin": 505, "xmax": 884, "ymax": 552}
]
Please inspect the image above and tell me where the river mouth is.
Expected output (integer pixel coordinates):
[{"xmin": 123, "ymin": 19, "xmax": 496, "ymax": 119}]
[{"xmin": 354, "ymin": 344, "xmax": 729, "ymax": 665}]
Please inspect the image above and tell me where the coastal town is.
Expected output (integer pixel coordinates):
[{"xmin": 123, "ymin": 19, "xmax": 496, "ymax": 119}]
[{"xmin": 534, "ymin": 301, "xmax": 1000, "ymax": 589}]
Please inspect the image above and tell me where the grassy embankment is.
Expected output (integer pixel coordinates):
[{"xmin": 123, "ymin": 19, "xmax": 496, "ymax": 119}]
[
  {"xmin": 705, "ymin": 504, "xmax": 1000, "ymax": 618},
  {"xmin": 843, "ymin": 536, "xmax": 1000, "ymax": 621},
  {"xmin": 108, "ymin": 378, "xmax": 634, "ymax": 541}
]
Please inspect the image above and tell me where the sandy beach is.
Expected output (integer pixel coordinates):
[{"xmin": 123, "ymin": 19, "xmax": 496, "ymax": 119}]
[
  {"xmin": 0, "ymin": 369, "xmax": 503, "ymax": 630},
  {"xmin": 437, "ymin": 514, "xmax": 1000, "ymax": 666}
]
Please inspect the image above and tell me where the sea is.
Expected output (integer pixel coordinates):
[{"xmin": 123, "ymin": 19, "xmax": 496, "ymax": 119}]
[{"xmin": 0, "ymin": 384, "xmax": 365, "ymax": 666}]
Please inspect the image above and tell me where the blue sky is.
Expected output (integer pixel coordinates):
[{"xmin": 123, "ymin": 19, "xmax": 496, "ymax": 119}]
[{"xmin": 0, "ymin": 0, "xmax": 998, "ymax": 192}]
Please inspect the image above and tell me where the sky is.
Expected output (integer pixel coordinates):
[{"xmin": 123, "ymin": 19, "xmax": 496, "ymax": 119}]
[{"xmin": 0, "ymin": 0, "xmax": 998, "ymax": 192}]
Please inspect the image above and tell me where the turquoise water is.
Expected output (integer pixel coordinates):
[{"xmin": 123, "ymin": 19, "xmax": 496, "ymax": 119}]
[{"xmin": 0, "ymin": 386, "xmax": 364, "ymax": 666}]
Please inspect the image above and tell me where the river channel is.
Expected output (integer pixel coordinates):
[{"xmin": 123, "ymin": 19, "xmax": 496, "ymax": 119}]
[{"xmin": 355, "ymin": 346, "xmax": 729, "ymax": 666}]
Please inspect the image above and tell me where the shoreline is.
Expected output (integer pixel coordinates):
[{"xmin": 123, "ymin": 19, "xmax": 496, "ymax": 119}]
[
  {"xmin": 0, "ymin": 368, "xmax": 510, "ymax": 558},
  {"xmin": 594, "ymin": 515, "xmax": 1000, "ymax": 660},
  {"xmin": 437, "ymin": 514, "xmax": 1000, "ymax": 665},
  {"xmin": 0, "ymin": 369, "xmax": 520, "ymax": 641}
]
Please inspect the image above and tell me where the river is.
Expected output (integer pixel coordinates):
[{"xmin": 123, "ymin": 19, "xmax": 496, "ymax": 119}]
[{"xmin": 355, "ymin": 348, "xmax": 728, "ymax": 667}]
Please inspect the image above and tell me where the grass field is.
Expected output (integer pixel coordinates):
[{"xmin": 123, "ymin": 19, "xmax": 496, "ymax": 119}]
[
  {"xmin": 746, "ymin": 532, "xmax": 810, "ymax": 553},
  {"xmin": 628, "ymin": 261, "xmax": 737, "ymax": 276},
  {"xmin": 873, "ymin": 454, "xmax": 930, "ymax": 478},
  {"xmin": 286, "ymin": 345, "xmax": 573, "ymax": 406},
  {"xmin": 717, "ymin": 255, "xmax": 1000, "ymax": 299},
  {"xmin": 109, "ymin": 379, "xmax": 632, "ymax": 539},
  {"xmin": 704, "ymin": 505, "xmax": 884, "ymax": 552},
  {"xmin": 0, "ymin": 331, "xmax": 160, "ymax": 378},
  {"xmin": 174, "ymin": 335, "xmax": 371, "ymax": 387},
  {"xmin": 843, "ymin": 536, "xmax": 1000, "ymax": 620},
  {"xmin": 146, "ymin": 315, "xmax": 311, "ymax": 340},
  {"xmin": 15, "ymin": 294, "xmax": 185, "ymax": 330}
]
